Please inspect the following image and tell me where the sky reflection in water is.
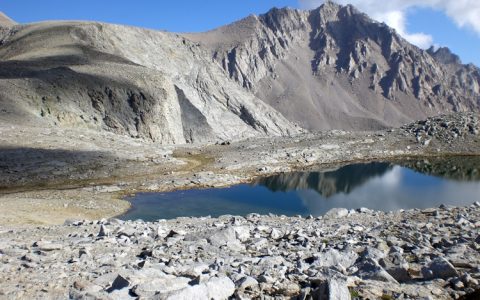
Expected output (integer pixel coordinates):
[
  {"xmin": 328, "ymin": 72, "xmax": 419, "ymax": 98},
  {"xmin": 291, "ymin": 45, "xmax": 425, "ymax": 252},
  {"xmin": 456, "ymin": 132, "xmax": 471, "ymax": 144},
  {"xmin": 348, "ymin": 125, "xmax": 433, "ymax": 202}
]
[{"xmin": 121, "ymin": 159, "xmax": 480, "ymax": 221}]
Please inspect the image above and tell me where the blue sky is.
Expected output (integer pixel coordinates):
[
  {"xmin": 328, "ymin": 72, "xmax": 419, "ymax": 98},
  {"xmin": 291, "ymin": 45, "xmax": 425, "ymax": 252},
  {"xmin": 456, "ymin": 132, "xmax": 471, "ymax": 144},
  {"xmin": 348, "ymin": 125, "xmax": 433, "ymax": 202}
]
[
  {"xmin": 406, "ymin": 7, "xmax": 480, "ymax": 67},
  {"xmin": 0, "ymin": 0, "xmax": 478, "ymax": 66}
]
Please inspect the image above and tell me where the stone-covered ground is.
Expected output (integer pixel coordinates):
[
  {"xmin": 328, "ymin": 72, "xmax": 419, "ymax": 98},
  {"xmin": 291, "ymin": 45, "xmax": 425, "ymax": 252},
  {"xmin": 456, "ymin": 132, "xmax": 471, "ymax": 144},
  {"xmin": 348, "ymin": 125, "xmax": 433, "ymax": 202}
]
[{"xmin": 1, "ymin": 203, "xmax": 479, "ymax": 299}]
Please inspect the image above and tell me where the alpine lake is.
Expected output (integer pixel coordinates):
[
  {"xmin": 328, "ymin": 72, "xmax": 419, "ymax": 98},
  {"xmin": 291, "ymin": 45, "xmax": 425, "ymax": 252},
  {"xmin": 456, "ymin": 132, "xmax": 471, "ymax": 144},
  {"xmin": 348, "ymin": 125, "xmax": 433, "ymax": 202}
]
[{"xmin": 121, "ymin": 156, "xmax": 480, "ymax": 221}]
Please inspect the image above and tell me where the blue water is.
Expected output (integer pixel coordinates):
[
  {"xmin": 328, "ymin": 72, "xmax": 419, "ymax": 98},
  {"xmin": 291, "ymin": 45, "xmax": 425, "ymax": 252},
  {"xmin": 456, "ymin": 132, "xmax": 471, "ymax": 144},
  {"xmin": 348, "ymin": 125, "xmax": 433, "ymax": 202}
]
[{"xmin": 121, "ymin": 159, "xmax": 480, "ymax": 221}]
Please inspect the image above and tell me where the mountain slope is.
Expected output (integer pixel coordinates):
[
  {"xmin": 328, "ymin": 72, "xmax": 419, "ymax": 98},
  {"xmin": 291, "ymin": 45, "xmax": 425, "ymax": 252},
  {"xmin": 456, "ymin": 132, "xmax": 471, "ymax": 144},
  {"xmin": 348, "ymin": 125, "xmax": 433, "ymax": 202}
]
[
  {"xmin": 184, "ymin": 2, "xmax": 480, "ymax": 131},
  {"xmin": 0, "ymin": 22, "xmax": 300, "ymax": 143},
  {"xmin": 0, "ymin": 3, "xmax": 478, "ymax": 144},
  {"xmin": 0, "ymin": 12, "xmax": 16, "ymax": 27}
]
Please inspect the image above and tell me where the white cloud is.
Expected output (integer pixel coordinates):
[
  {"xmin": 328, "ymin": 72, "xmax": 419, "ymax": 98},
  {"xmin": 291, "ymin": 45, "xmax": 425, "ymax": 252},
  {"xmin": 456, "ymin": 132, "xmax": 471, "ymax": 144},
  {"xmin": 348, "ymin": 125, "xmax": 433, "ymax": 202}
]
[{"xmin": 298, "ymin": 0, "xmax": 480, "ymax": 49}]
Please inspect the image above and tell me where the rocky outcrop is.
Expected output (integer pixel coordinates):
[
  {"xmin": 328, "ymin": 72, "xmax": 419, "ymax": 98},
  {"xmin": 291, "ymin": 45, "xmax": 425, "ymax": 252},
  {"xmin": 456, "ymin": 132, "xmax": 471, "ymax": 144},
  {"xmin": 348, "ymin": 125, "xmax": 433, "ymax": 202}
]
[{"xmin": 187, "ymin": 2, "xmax": 480, "ymax": 131}]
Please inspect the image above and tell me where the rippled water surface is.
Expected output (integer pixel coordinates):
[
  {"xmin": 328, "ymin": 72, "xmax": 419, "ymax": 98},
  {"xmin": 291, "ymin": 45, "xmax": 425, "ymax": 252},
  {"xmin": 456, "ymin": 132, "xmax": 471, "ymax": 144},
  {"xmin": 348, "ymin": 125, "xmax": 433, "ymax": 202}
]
[{"xmin": 121, "ymin": 157, "xmax": 480, "ymax": 221}]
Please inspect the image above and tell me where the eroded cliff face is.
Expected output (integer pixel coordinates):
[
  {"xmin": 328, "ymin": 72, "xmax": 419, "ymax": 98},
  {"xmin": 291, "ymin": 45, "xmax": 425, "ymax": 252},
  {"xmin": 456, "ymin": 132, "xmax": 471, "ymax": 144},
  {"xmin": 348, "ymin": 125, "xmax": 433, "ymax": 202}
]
[
  {"xmin": 187, "ymin": 2, "xmax": 480, "ymax": 131},
  {"xmin": 0, "ymin": 21, "xmax": 301, "ymax": 144}
]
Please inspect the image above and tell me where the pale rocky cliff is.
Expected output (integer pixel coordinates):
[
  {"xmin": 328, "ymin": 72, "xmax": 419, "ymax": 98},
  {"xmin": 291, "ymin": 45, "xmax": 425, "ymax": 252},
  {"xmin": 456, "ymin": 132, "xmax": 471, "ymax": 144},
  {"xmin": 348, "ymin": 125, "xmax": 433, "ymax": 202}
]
[
  {"xmin": 186, "ymin": 2, "xmax": 480, "ymax": 131},
  {"xmin": 0, "ymin": 21, "xmax": 300, "ymax": 144}
]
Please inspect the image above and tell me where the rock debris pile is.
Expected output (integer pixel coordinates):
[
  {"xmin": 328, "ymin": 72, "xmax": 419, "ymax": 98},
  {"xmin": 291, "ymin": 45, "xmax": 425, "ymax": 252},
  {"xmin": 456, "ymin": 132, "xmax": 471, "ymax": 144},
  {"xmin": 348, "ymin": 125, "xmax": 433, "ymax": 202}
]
[
  {"xmin": 1, "ymin": 204, "xmax": 479, "ymax": 299},
  {"xmin": 403, "ymin": 113, "xmax": 479, "ymax": 145}
]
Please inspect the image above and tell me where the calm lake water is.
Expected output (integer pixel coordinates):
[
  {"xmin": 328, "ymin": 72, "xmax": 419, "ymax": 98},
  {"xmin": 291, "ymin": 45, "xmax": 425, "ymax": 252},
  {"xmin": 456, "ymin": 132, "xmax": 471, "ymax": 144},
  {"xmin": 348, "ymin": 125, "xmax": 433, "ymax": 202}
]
[{"xmin": 121, "ymin": 157, "xmax": 480, "ymax": 221}]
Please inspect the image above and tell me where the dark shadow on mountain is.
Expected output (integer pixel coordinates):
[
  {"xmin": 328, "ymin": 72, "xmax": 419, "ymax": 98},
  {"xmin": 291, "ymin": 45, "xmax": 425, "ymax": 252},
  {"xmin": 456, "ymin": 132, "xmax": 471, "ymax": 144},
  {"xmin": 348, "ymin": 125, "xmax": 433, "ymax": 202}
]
[
  {"xmin": 254, "ymin": 162, "xmax": 393, "ymax": 198},
  {"xmin": 0, "ymin": 146, "xmax": 116, "ymax": 192},
  {"xmin": 0, "ymin": 46, "xmax": 139, "ymax": 79}
]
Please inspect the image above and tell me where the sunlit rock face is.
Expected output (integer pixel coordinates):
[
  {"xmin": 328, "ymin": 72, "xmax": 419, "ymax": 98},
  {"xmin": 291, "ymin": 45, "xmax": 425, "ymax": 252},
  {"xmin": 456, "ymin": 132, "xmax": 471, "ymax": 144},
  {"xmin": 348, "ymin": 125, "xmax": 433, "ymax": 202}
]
[
  {"xmin": 187, "ymin": 2, "xmax": 480, "ymax": 131},
  {"xmin": 0, "ymin": 18, "xmax": 300, "ymax": 144},
  {"xmin": 1, "ymin": 3, "xmax": 479, "ymax": 143}
]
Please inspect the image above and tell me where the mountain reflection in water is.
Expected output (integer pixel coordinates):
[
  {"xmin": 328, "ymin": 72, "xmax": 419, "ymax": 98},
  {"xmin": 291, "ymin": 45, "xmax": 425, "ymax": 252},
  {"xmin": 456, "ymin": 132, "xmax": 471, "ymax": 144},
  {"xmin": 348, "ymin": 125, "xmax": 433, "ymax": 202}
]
[
  {"xmin": 254, "ymin": 162, "xmax": 392, "ymax": 198},
  {"xmin": 121, "ymin": 158, "xmax": 480, "ymax": 221}
]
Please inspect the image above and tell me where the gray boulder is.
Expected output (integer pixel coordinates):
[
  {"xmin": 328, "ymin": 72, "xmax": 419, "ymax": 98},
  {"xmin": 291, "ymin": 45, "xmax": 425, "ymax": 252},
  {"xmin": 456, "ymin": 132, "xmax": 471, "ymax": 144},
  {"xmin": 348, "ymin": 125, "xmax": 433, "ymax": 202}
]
[
  {"xmin": 379, "ymin": 253, "xmax": 411, "ymax": 283},
  {"xmin": 421, "ymin": 257, "xmax": 459, "ymax": 280},
  {"xmin": 354, "ymin": 258, "xmax": 399, "ymax": 283},
  {"xmin": 132, "ymin": 276, "xmax": 191, "ymax": 298},
  {"xmin": 311, "ymin": 249, "xmax": 358, "ymax": 269}
]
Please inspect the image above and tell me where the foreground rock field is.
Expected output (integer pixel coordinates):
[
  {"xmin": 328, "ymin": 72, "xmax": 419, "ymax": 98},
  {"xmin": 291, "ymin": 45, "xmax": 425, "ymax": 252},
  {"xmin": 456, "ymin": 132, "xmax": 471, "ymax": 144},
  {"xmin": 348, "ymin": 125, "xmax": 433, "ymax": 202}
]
[{"xmin": 1, "ymin": 204, "xmax": 480, "ymax": 299}]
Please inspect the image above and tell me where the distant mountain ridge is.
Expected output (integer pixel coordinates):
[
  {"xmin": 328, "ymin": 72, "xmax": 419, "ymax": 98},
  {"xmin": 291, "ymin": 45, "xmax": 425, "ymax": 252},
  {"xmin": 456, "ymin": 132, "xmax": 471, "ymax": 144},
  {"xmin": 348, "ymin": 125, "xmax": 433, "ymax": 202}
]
[
  {"xmin": 0, "ymin": 4, "xmax": 478, "ymax": 143},
  {"xmin": 185, "ymin": 2, "xmax": 480, "ymax": 131}
]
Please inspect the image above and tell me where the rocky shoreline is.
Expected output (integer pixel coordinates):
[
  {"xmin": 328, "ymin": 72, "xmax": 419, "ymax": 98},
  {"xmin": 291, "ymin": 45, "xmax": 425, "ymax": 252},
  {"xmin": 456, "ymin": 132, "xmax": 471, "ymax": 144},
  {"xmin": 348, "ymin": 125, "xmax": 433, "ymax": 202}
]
[
  {"xmin": 1, "ymin": 113, "xmax": 479, "ymax": 226},
  {"xmin": 1, "ymin": 203, "xmax": 479, "ymax": 299}
]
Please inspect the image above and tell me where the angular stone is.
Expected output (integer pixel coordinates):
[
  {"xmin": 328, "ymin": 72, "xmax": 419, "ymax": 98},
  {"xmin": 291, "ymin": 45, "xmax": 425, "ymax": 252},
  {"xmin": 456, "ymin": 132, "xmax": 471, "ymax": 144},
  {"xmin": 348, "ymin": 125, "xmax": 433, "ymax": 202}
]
[
  {"xmin": 233, "ymin": 226, "xmax": 250, "ymax": 242},
  {"xmin": 328, "ymin": 278, "xmax": 351, "ymax": 300},
  {"xmin": 205, "ymin": 277, "xmax": 236, "ymax": 299},
  {"xmin": 311, "ymin": 249, "xmax": 358, "ymax": 269},
  {"xmin": 207, "ymin": 227, "xmax": 238, "ymax": 246},
  {"xmin": 379, "ymin": 254, "xmax": 411, "ymax": 283},
  {"xmin": 98, "ymin": 224, "xmax": 108, "ymax": 237},
  {"xmin": 361, "ymin": 247, "xmax": 386, "ymax": 262},
  {"xmin": 270, "ymin": 228, "xmax": 282, "ymax": 240},
  {"xmin": 133, "ymin": 276, "xmax": 190, "ymax": 298},
  {"xmin": 421, "ymin": 257, "xmax": 459, "ymax": 280},
  {"xmin": 237, "ymin": 276, "xmax": 258, "ymax": 291},
  {"xmin": 354, "ymin": 258, "xmax": 399, "ymax": 283},
  {"xmin": 106, "ymin": 275, "xmax": 130, "ymax": 293}
]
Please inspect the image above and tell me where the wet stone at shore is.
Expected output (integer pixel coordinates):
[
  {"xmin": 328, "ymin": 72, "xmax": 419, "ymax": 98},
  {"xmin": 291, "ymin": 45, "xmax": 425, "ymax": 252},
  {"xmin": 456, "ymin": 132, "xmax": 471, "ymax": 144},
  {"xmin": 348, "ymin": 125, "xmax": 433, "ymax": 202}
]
[{"xmin": 0, "ymin": 204, "xmax": 479, "ymax": 299}]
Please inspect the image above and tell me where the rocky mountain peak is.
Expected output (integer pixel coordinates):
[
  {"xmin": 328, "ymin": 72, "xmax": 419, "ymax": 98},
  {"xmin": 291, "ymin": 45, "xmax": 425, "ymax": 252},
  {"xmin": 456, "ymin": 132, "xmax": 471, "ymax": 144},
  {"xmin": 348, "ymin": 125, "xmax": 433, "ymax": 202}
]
[
  {"xmin": 190, "ymin": 2, "xmax": 480, "ymax": 131},
  {"xmin": 427, "ymin": 46, "xmax": 462, "ymax": 65},
  {"xmin": 259, "ymin": 7, "xmax": 309, "ymax": 36}
]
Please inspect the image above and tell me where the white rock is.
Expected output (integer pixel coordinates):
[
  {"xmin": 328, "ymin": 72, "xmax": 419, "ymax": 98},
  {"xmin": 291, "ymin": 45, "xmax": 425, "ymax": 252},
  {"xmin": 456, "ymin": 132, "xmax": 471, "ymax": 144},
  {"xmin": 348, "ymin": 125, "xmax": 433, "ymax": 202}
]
[
  {"xmin": 237, "ymin": 276, "xmax": 258, "ymax": 290},
  {"xmin": 325, "ymin": 208, "xmax": 349, "ymax": 218},
  {"xmin": 233, "ymin": 226, "xmax": 250, "ymax": 242},
  {"xmin": 328, "ymin": 278, "xmax": 351, "ymax": 300},
  {"xmin": 270, "ymin": 228, "xmax": 282, "ymax": 240},
  {"xmin": 312, "ymin": 249, "xmax": 358, "ymax": 269},
  {"xmin": 208, "ymin": 227, "xmax": 238, "ymax": 246},
  {"xmin": 165, "ymin": 277, "xmax": 235, "ymax": 300},
  {"xmin": 35, "ymin": 241, "xmax": 63, "ymax": 251}
]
